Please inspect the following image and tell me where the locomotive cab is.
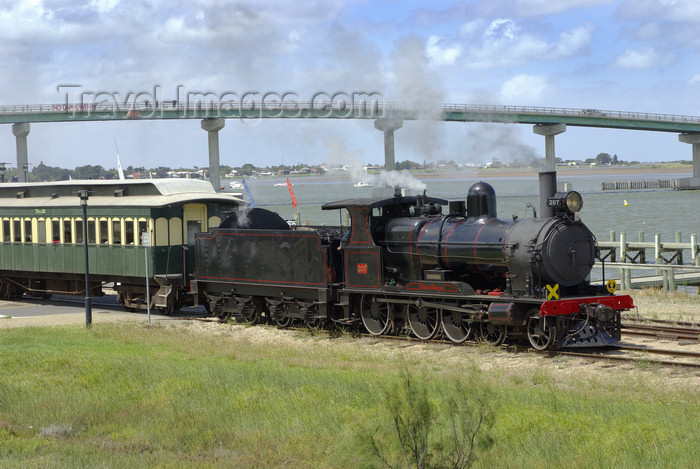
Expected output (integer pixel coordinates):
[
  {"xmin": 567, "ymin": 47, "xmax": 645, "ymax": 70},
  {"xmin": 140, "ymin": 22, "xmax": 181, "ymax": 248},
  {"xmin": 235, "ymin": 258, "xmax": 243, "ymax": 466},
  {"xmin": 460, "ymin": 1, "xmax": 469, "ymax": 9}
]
[{"xmin": 322, "ymin": 194, "xmax": 448, "ymax": 289}]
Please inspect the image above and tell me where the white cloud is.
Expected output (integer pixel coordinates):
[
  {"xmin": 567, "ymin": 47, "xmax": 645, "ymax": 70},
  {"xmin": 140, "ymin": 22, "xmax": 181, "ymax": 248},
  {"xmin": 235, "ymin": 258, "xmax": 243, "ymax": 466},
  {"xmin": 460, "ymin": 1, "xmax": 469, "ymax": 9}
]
[
  {"xmin": 89, "ymin": 0, "xmax": 120, "ymax": 14},
  {"xmin": 484, "ymin": 18, "xmax": 518, "ymax": 40},
  {"xmin": 689, "ymin": 74, "xmax": 700, "ymax": 84},
  {"xmin": 459, "ymin": 19, "xmax": 485, "ymax": 38},
  {"xmin": 499, "ymin": 74, "xmax": 547, "ymax": 102},
  {"xmin": 462, "ymin": 20, "xmax": 595, "ymax": 69},
  {"xmin": 426, "ymin": 35, "xmax": 462, "ymax": 65},
  {"xmin": 618, "ymin": 0, "xmax": 700, "ymax": 23},
  {"xmin": 612, "ymin": 47, "xmax": 669, "ymax": 69},
  {"xmin": 479, "ymin": 0, "xmax": 612, "ymax": 17}
]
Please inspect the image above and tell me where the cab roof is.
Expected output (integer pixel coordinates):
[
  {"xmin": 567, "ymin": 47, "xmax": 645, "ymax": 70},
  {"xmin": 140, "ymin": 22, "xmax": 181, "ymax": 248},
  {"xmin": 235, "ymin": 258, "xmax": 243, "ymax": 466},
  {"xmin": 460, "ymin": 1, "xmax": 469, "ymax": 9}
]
[{"xmin": 322, "ymin": 195, "xmax": 447, "ymax": 210}]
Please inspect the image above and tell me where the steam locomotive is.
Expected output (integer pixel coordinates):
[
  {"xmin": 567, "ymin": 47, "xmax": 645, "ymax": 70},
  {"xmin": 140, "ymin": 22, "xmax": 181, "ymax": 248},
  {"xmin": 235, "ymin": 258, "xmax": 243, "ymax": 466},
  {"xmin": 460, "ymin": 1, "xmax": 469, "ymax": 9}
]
[{"xmin": 192, "ymin": 172, "xmax": 634, "ymax": 350}]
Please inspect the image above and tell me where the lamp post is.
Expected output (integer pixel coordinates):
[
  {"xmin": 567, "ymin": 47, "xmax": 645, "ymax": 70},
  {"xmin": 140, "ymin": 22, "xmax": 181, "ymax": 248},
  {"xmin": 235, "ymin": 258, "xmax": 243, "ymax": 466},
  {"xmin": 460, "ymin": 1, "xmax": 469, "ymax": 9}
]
[{"xmin": 79, "ymin": 190, "xmax": 92, "ymax": 327}]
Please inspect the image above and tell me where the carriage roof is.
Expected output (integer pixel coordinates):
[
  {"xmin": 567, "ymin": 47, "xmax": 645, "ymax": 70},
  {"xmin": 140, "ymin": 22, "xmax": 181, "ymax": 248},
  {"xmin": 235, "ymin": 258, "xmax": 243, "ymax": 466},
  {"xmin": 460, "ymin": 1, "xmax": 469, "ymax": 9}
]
[{"xmin": 0, "ymin": 179, "xmax": 246, "ymax": 208}]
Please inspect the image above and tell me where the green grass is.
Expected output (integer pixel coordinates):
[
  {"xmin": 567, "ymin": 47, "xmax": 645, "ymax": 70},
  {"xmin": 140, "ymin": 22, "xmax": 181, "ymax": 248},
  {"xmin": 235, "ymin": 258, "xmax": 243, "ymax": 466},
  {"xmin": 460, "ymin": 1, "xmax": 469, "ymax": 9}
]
[{"xmin": 0, "ymin": 322, "xmax": 698, "ymax": 468}]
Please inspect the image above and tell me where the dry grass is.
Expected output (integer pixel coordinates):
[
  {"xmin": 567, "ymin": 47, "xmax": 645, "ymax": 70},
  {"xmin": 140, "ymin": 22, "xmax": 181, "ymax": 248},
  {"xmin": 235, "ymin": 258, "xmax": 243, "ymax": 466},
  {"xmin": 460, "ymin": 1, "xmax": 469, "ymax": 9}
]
[{"xmin": 623, "ymin": 288, "xmax": 700, "ymax": 322}]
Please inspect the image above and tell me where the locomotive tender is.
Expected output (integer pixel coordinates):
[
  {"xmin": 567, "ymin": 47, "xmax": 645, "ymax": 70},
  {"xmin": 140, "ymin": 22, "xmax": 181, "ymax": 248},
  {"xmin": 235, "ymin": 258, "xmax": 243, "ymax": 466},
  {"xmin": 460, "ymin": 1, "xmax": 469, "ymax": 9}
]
[{"xmin": 193, "ymin": 172, "xmax": 634, "ymax": 350}]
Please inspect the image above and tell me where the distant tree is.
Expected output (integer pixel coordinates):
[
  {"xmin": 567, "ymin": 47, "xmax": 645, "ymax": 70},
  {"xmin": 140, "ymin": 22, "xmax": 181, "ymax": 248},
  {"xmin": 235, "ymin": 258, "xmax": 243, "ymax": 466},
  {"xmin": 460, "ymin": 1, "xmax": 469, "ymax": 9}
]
[
  {"xmin": 596, "ymin": 153, "xmax": 612, "ymax": 165},
  {"xmin": 152, "ymin": 166, "xmax": 171, "ymax": 178},
  {"xmin": 238, "ymin": 163, "xmax": 257, "ymax": 176},
  {"xmin": 74, "ymin": 165, "xmax": 106, "ymax": 179},
  {"xmin": 612, "ymin": 154, "xmax": 619, "ymax": 165},
  {"xmin": 31, "ymin": 161, "xmax": 72, "ymax": 181},
  {"xmin": 396, "ymin": 159, "xmax": 422, "ymax": 170},
  {"xmin": 102, "ymin": 169, "xmax": 118, "ymax": 180}
]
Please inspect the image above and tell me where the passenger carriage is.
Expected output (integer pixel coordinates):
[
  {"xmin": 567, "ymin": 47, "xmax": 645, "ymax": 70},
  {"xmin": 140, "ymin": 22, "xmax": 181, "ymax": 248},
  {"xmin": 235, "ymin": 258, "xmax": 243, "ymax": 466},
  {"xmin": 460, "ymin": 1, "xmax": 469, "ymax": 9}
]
[{"xmin": 0, "ymin": 179, "xmax": 245, "ymax": 313}]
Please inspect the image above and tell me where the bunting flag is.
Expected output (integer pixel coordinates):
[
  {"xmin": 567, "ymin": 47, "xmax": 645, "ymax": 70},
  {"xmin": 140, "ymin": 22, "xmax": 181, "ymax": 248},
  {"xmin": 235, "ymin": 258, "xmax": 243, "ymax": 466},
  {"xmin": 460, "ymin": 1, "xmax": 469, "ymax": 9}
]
[
  {"xmin": 242, "ymin": 178, "xmax": 255, "ymax": 207},
  {"xmin": 286, "ymin": 178, "xmax": 297, "ymax": 208}
]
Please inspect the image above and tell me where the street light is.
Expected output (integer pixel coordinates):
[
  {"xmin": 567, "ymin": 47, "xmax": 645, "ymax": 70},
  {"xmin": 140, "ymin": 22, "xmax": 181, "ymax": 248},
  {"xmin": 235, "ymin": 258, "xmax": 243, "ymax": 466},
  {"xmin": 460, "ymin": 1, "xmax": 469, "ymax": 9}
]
[{"xmin": 79, "ymin": 189, "xmax": 92, "ymax": 327}]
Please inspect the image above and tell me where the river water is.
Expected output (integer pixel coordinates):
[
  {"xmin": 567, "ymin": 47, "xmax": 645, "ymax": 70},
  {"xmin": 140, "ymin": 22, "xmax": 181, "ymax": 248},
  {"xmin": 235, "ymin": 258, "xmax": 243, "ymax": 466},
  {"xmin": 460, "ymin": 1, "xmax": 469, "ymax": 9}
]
[{"xmin": 226, "ymin": 171, "xmax": 699, "ymax": 246}]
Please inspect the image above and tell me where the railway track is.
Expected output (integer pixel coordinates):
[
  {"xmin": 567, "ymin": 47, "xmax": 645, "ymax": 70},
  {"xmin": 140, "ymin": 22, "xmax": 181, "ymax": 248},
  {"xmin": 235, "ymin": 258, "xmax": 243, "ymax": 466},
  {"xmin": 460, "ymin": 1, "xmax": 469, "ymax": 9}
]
[
  {"xmin": 19, "ymin": 297, "xmax": 695, "ymax": 369},
  {"xmin": 552, "ymin": 345, "xmax": 700, "ymax": 369},
  {"xmin": 364, "ymin": 333, "xmax": 700, "ymax": 369},
  {"xmin": 621, "ymin": 317, "xmax": 700, "ymax": 342},
  {"xmin": 621, "ymin": 315, "xmax": 700, "ymax": 328},
  {"xmin": 185, "ymin": 316, "xmax": 700, "ymax": 370}
]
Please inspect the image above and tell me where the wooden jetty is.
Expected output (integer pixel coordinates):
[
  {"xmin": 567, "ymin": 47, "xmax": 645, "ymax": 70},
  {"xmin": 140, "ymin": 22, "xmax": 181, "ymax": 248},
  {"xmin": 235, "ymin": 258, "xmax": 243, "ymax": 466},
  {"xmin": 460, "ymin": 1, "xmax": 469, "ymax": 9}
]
[
  {"xmin": 600, "ymin": 179, "xmax": 678, "ymax": 191},
  {"xmin": 594, "ymin": 231, "xmax": 700, "ymax": 292}
]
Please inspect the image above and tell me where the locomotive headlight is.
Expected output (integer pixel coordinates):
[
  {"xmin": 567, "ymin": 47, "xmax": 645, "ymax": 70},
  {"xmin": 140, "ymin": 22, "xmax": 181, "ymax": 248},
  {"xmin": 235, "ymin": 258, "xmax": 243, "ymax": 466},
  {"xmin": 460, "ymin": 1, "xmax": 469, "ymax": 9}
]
[
  {"xmin": 564, "ymin": 191, "xmax": 583, "ymax": 213},
  {"xmin": 547, "ymin": 191, "xmax": 583, "ymax": 216}
]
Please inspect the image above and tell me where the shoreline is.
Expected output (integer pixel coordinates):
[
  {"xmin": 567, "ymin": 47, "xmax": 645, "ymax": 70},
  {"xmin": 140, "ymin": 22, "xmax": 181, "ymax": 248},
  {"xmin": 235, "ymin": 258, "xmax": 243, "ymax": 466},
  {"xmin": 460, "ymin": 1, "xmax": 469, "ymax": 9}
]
[{"xmin": 229, "ymin": 165, "xmax": 693, "ymax": 184}]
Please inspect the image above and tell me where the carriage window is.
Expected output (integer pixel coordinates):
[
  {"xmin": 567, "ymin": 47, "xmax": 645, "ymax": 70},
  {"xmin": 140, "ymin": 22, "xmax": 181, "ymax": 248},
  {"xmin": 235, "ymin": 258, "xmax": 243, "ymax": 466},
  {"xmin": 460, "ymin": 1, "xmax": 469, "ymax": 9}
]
[
  {"xmin": 125, "ymin": 219, "xmax": 135, "ymax": 245},
  {"xmin": 137, "ymin": 220, "xmax": 148, "ymax": 245},
  {"xmin": 13, "ymin": 219, "xmax": 21, "ymax": 242},
  {"xmin": 63, "ymin": 218, "xmax": 72, "ymax": 243},
  {"xmin": 38, "ymin": 220, "xmax": 46, "ymax": 243},
  {"xmin": 99, "ymin": 220, "xmax": 109, "ymax": 244},
  {"xmin": 52, "ymin": 219, "xmax": 60, "ymax": 243},
  {"xmin": 3, "ymin": 219, "xmax": 10, "ymax": 242},
  {"xmin": 23, "ymin": 219, "xmax": 32, "ymax": 243},
  {"xmin": 112, "ymin": 219, "xmax": 122, "ymax": 245},
  {"xmin": 75, "ymin": 219, "xmax": 83, "ymax": 244},
  {"xmin": 87, "ymin": 219, "xmax": 96, "ymax": 244}
]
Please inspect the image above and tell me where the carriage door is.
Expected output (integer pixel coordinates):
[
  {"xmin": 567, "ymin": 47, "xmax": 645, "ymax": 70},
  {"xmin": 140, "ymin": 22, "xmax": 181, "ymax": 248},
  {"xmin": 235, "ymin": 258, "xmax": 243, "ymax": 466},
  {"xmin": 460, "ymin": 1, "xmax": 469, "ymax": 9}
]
[{"xmin": 183, "ymin": 203, "xmax": 207, "ymax": 245}]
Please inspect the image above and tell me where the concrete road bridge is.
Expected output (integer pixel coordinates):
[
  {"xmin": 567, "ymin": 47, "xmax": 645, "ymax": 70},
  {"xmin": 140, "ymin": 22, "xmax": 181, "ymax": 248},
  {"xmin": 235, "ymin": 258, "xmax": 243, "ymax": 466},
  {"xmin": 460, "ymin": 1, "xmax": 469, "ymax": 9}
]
[{"xmin": 1, "ymin": 101, "xmax": 699, "ymax": 190}]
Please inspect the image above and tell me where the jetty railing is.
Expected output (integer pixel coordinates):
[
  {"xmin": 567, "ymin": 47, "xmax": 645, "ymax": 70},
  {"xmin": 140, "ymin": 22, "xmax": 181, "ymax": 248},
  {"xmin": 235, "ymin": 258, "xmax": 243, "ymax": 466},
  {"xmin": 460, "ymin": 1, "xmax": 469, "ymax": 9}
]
[
  {"xmin": 600, "ymin": 179, "xmax": 678, "ymax": 190},
  {"xmin": 595, "ymin": 231, "xmax": 700, "ymax": 291}
]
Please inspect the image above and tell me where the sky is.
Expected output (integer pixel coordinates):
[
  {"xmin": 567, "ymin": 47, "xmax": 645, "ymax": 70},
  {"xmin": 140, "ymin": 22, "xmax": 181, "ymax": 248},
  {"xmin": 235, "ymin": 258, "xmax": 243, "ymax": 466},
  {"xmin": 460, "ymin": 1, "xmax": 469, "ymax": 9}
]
[{"xmin": 1, "ymin": 0, "xmax": 699, "ymax": 172}]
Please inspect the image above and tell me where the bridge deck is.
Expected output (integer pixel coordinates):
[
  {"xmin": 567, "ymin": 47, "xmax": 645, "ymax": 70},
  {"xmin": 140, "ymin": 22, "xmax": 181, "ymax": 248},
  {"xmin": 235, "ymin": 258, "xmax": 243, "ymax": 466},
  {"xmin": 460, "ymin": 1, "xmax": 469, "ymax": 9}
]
[{"xmin": 2, "ymin": 102, "xmax": 700, "ymax": 133}]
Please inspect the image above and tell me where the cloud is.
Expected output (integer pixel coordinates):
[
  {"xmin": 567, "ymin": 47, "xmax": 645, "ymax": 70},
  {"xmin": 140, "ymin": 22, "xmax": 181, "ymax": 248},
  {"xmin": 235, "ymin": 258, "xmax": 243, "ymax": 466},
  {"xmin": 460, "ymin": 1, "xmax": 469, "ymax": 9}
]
[
  {"xmin": 617, "ymin": 0, "xmax": 700, "ymax": 23},
  {"xmin": 460, "ymin": 19, "xmax": 595, "ymax": 69},
  {"xmin": 500, "ymin": 74, "xmax": 548, "ymax": 102},
  {"xmin": 478, "ymin": 0, "xmax": 612, "ymax": 17},
  {"xmin": 612, "ymin": 47, "xmax": 670, "ymax": 69},
  {"xmin": 616, "ymin": 1, "xmax": 700, "ymax": 50},
  {"xmin": 426, "ymin": 35, "xmax": 462, "ymax": 66},
  {"xmin": 0, "ymin": 0, "xmax": 360, "ymax": 101}
]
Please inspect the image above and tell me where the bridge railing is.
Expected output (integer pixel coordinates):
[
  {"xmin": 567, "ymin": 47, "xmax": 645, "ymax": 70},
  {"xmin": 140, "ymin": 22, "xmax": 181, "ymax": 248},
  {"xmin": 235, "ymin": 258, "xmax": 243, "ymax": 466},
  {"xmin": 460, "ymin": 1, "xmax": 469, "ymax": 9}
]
[
  {"xmin": 2, "ymin": 101, "xmax": 700, "ymax": 125},
  {"xmin": 441, "ymin": 103, "xmax": 700, "ymax": 124}
]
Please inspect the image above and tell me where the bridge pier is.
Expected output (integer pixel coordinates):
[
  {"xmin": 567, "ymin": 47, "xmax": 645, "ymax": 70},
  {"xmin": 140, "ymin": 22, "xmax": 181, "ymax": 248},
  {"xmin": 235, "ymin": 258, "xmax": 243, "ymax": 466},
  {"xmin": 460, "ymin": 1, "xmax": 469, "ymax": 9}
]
[
  {"xmin": 533, "ymin": 124, "xmax": 566, "ymax": 171},
  {"xmin": 677, "ymin": 133, "xmax": 700, "ymax": 190},
  {"xmin": 201, "ymin": 118, "xmax": 225, "ymax": 192},
  {"xmin": 12, "ymin": 123, "xmax": 30, "ymax": 182},
  {"xmin": 374, "ymin": 119, "xmax": 403, "ymax": 171}
]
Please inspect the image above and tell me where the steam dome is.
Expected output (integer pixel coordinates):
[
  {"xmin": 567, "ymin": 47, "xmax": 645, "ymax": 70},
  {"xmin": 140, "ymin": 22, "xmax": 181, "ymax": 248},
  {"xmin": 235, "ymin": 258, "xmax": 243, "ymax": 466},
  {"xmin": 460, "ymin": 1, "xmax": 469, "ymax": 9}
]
[{"xmin": 466, "ymin": 181, "xmax": 497, "ymax": 218}]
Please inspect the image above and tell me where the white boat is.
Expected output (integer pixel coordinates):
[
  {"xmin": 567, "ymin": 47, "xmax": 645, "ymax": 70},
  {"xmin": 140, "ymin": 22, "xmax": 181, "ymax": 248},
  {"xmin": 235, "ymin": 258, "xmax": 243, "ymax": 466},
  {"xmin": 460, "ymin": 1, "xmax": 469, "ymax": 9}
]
[
  {"xmin": 354, "ymin": 181, "xmax": 370, "ymax": 187},
  {"xmin": 229, "ymin": 181, "xmax": 244, "ymax": 189},
  {"xmin": 273, "ymin": 182, "xmax": 288, "ymax": 187}
]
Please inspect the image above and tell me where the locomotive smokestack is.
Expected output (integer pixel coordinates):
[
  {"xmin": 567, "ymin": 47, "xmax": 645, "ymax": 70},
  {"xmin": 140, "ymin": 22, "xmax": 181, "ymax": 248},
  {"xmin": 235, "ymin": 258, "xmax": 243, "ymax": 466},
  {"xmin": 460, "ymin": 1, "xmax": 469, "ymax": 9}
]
[{"xmin": 538, "ymin": 171, "xmax": 557, "ymax": 218}]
